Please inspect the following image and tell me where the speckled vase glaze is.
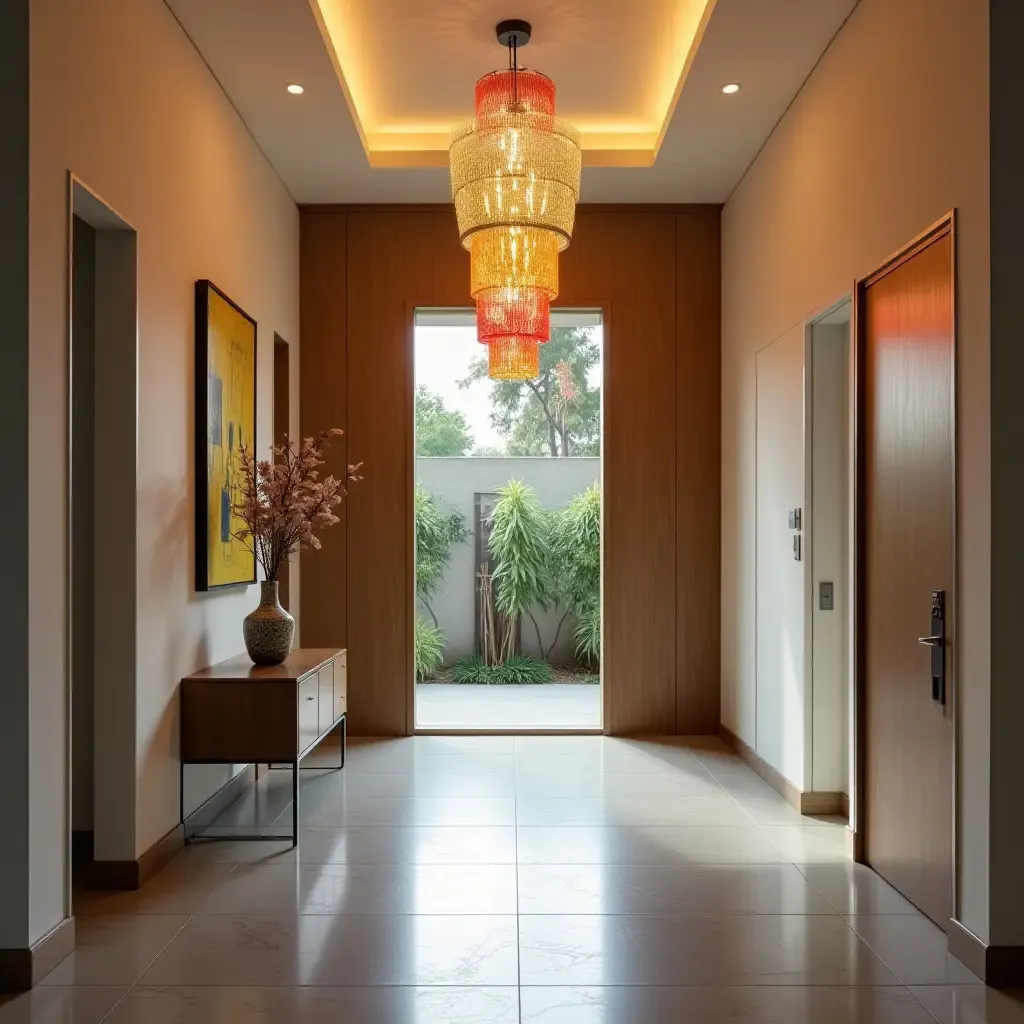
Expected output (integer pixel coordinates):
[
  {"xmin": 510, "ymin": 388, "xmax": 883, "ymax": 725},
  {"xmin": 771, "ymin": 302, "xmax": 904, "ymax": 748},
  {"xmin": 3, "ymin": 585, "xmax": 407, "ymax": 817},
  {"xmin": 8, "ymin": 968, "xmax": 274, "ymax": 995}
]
[{"xmin": 243, "ymin": 581, "xmax": 294, "ymax": 666}]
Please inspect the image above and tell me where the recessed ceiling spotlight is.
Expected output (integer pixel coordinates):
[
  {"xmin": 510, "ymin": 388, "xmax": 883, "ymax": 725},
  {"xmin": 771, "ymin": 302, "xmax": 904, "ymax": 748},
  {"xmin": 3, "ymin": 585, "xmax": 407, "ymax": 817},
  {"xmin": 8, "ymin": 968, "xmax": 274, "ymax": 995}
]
[
  {"xmin": 721, "ymin": 82, "xmax": 741, "ymax": 95},
  {"xmin": 287, "ymin": 83, "xmax": 305, "ymax": 95}
]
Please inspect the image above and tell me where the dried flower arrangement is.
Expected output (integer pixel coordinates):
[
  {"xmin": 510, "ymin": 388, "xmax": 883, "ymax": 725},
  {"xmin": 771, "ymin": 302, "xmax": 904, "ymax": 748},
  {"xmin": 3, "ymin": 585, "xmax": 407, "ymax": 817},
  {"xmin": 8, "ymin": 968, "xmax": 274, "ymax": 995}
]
[{"xmin": 232, "ymin": 429, "xmax": 362, "ymax": 583}]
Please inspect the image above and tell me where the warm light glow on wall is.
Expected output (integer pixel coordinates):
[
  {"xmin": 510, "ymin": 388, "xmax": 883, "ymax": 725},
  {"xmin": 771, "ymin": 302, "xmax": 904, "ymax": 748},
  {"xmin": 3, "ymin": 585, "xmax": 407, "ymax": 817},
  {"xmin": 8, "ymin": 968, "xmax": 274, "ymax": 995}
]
[{"xmin": 309, "ymin": 0, "xmax": 716, "ymax": 168}]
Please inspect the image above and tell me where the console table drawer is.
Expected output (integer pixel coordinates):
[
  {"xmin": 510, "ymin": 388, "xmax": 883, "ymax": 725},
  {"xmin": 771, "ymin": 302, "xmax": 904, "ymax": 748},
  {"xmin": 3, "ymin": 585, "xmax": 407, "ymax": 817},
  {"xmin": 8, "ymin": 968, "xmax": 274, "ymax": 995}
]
[
  {"xmin": 334, "ymin": 653, "xmax": 347, "ymax": 713},
  {"xmin": 299, "ymin": 676, "xmax": 320, "ymax": 753},
  {"xmin": 318, "ymin": 663, "xmax": 335, "ymax": 734}
]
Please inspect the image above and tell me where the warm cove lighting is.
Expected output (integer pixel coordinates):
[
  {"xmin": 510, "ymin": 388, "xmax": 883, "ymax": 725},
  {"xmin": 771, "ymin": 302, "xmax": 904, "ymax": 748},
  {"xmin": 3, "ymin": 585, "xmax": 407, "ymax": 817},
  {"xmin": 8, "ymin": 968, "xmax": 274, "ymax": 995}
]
[
  {"xmin": 721, "ymin": 82, "xmax": 741, "ymax": 94},
  {"xmin": 287, "ymin": 83, "xmax": 305, "ymax": 95},
  {"xmin": 448, "ymin": 20, "xmax": 582, "ymax": 381},
  {"xmin": 310, "ymin": 0, "xmax": 715, "ymax": 167}
]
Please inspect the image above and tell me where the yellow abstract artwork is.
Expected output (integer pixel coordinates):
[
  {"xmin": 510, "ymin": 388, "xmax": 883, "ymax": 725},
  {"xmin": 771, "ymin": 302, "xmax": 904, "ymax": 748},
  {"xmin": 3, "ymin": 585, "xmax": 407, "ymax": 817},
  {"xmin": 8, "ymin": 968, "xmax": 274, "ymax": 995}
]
[{"xmin": 195, "ymin": 281, "xmax": 256, "ymax": 590}]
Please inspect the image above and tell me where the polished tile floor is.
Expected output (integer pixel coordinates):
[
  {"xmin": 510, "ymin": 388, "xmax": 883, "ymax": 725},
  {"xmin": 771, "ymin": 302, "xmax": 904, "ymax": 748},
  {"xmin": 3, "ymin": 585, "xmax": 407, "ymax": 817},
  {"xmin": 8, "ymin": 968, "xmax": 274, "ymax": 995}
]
[
  {"xmin": 415, "ymin": 683, "xmax": 601, "ymax": 729},
  {"xmin": 5, "ymin": 735, "xmax": 1023, "ymax": 1023}
]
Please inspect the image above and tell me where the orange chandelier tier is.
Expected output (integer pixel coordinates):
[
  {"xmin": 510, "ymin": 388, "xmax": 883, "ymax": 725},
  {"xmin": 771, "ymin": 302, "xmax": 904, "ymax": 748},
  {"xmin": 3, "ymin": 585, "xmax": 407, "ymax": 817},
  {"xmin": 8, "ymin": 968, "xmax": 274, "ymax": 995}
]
[{"xmin": 448, "ymin": 19, "xmax": 581, "ymax": 380}]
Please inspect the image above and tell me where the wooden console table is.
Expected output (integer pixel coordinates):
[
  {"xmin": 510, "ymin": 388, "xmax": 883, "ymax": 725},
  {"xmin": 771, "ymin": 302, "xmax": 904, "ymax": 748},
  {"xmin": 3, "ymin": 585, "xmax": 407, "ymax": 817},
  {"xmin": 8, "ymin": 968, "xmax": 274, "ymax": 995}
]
[{"xmin": 180, "ymin": 648, "xmax": 347, "ymax": 845}]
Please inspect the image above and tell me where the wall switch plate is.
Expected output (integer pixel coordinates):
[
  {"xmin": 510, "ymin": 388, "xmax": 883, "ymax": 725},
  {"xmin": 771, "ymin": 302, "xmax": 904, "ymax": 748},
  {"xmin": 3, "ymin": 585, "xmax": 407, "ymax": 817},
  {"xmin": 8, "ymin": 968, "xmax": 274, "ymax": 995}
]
[
  {"xmin": 819, "ymin": 581, "xmax": 834, "ymax": 610},
  {"xmin": 793, "ymin": 534, "xmax": 802, "ymax": 561}
]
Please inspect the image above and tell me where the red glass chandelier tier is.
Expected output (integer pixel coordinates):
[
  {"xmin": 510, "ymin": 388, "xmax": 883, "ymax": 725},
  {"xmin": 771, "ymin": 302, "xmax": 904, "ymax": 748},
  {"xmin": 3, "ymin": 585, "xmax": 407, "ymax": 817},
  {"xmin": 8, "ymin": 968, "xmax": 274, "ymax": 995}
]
[
  {"xmin": 475, "ymin": 68, "xmax": 555, "ymax": 117},
  {"xmin": 476, "ymin": 287, "xmax": 550, "ymax": 345}
]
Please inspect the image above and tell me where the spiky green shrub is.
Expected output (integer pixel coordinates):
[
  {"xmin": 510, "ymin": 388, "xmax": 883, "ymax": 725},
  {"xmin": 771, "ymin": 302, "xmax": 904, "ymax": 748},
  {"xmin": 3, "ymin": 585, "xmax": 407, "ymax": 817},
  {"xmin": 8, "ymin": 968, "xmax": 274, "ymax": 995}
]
[
  {"xmin": 451, "ymin": 653, "xmax": 552, "ymax": 685},
  {"xmin": 496, "ymin": 654, "xmax": 553, "ymax": 684},
  {"xmin": 487, "ymin": 480, "xmax": 552, "ymax": 659},
  {"xmin": 414, "ymin": 615, "xmax": 446, "ymax": 681},
  {"xmin": 451, "ymin": 654, "xmax": 489, "ymax": 685},
  {"xmin": 573, "ymin": 603, "xmax": 601, "ymax": 668},
  {"xmin": 554, "ymin": 484, "xmax": 600, "ymax": 609}
]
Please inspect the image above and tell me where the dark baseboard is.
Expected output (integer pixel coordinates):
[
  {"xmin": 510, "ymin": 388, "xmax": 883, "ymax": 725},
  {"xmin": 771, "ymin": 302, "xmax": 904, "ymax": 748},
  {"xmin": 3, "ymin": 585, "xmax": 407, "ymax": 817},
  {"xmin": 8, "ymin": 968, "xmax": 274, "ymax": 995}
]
[
  {"xmin": 0, "ymin": 917, "xmax": 75, "ymax": 992},
  {"xmin": 86, "ymin": 764, "xmax": 257, "ymax": 891},
  {"xmin": 949, "ymin": 917, "xmax": 1024, "ymax": 985},
  {"xmin": 718, "ymin": 723, "xmax": 846, "ymax": 817}
]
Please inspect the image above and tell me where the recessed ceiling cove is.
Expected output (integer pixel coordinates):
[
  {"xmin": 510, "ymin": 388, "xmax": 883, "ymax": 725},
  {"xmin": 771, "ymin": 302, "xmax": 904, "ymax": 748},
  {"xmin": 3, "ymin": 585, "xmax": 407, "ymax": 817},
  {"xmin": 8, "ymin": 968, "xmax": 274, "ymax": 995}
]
[
  {"xmin": 311, "ymin": 0, "xmax": 717, "ymax": 167},
  {"xmin": 164, "ymin": 0, "xmax": 858, "ymax": 203}
]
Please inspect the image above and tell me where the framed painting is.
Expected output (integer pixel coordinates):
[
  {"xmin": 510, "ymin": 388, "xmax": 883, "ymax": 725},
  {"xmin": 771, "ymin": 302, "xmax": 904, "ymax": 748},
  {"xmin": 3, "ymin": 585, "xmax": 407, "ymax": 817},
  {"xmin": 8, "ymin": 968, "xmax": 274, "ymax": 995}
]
[{"xmin": 195, "ymin": 280, "xmax": 257, "ymax": 590}]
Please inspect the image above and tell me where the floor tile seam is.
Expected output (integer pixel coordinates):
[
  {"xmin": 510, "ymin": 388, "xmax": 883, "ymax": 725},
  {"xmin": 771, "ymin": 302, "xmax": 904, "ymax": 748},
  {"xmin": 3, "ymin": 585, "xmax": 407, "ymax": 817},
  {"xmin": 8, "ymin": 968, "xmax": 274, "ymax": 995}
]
[
  {"xmin": 513, "ymin": 768, "xmax": 523, "ymax": 1001},
  {"xmin": 901, "ymin": 984, "xmax": 945, "ymax": 1024},
  {"xmin": 834, "ymin": 914, "xmax": 926, "ymax": 988},
  {"xmin": 688, "ymin": 753, "xmax": 744, "ymax": 793},
  {"xmin": 89, "ymin": 981, "xmax": 953, "ymax": 990},
  {"xmin": 689, "ymin": 761, "xmax": 773, "ymax": 816},
  {"xmin": 787, "ymin": 863, "xmax": 858, "ymax": 918},
  {"xmin": 95, "ymin": 986, "xmax": 133, "ymax": 1024},
  {"xmin": 129, "ymin": 910, "xmax": 885, "ymax": 922},
  {"xmin": 96, "ymin": 911, "xmax": 196, "ymax": 1010}
]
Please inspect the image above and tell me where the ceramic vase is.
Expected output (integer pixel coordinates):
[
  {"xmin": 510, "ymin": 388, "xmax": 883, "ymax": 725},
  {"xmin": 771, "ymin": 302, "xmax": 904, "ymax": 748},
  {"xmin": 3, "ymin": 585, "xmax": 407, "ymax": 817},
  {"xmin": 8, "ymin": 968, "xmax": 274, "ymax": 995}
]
[{"xmin": 243, "ymin": 580, "xmax": 294, "ymax": 665}]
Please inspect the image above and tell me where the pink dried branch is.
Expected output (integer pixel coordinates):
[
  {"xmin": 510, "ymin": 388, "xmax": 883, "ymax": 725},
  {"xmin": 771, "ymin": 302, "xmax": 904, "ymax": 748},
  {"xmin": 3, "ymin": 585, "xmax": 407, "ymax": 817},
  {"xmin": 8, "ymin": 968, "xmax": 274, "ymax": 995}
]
[
  {"xmin": 552, "ymin": 359, "xmax": 579, "ymax": 416},
  {"xmin": 231, "ymin": 428, "xmax": 361, "ymax": 582}
]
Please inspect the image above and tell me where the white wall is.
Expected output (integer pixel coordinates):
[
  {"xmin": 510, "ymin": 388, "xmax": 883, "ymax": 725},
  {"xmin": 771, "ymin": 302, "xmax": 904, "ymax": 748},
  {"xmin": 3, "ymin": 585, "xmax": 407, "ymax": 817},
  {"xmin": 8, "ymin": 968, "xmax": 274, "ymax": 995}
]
[
  {"xmin": 721, "ymin": 0, "xmax": 989, "ymax": 938},
  {"xmin": 19, "ymin": 0, "xmax": 299, "ymax": 945},
  {"xmin": 754, "ymin": 328, "xmax": 806, "ymax": 788},
  {"xmin": 416, "ymin": 458, "xmax": 600, "ymax": 665},
  {"xmin": 809, "ymin": 320, "xmax": 850, "ymax": 796}
]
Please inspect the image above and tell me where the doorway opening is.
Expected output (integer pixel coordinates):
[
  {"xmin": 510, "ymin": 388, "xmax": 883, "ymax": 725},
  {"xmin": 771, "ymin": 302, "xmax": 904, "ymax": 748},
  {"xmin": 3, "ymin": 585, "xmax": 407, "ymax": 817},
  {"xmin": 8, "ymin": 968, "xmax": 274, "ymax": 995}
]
[
  {"xmin": 68, "ymin": 179, "xmax": 139, "ymax": 892},
  {"xmin": 806, "ymin": 300, "xmax": 852, "ymax": 810},
  {"xmin": 412, "ymin": 308, "xmax": 603, "ymax": 731}
]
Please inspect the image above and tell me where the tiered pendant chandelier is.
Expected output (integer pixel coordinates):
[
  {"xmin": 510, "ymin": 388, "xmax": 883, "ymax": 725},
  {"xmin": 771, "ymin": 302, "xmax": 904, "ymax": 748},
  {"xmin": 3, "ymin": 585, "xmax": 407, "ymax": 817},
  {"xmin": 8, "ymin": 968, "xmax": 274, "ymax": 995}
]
[{"xmin": 449, "ymin": 20, "xmax": 582, "ymax": 380}]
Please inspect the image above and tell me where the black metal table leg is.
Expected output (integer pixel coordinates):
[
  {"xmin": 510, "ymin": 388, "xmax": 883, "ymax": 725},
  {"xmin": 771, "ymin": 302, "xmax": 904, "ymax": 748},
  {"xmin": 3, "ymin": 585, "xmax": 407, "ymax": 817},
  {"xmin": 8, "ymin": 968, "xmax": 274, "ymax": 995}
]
[
  {"xmin": 340, "ymin": 714, "xmax": 347, "ymax": 769},
  {"xmin": 292, "ymin": 760, "xmax": 299, "ymax": 847}
]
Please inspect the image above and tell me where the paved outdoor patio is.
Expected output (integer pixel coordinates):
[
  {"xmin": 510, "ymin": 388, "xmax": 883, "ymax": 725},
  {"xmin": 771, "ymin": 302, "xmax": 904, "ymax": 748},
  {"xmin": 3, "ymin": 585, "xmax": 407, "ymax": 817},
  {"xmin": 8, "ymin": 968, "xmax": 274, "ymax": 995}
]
[{"xmin": 415, "ymin": 683, "xmax": 601, "ymax": 730}]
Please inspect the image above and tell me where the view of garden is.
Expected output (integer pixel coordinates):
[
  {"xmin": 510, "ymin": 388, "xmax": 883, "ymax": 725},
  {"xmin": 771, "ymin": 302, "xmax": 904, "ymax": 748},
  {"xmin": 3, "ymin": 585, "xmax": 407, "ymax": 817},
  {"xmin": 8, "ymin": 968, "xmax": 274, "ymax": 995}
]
[{"xmin": 413, "ymin": 313, "xmax": 602, "ymax": 728}]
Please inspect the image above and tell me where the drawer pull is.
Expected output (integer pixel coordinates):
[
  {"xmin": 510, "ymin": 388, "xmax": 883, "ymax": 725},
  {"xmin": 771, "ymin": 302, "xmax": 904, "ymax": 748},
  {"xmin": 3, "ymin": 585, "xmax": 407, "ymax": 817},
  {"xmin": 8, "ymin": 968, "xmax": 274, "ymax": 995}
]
[{"xmin": 305, "ymin": 695, "xmax": 315, "ymax": 701}]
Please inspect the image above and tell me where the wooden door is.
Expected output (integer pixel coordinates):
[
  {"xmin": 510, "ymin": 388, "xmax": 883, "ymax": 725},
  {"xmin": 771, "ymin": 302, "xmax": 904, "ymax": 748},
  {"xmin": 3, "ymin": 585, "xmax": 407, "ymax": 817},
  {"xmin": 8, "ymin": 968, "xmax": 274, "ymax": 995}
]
[{"xmin": 861, "ymin": 223, "xmax": 954, "ymax": 928}]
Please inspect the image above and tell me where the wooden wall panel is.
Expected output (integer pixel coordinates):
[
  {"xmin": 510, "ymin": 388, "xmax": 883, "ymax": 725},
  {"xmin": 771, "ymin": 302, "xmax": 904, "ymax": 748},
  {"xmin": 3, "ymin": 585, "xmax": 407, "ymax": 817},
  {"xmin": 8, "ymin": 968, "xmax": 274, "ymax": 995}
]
[
  {"xmin": 560, "ymin": 212, "xmax": 679, "ymax": 733},
  {"xmin": 298, "ymin": 212, "xmax": 347, "ymax": 650},
  {"xmin": 345, "ymin": 210, "xmax": 467, "ymax": 735},
  {"xmin": 675, "ymin": 209, "xmax": 722, "ymax": 733},
  {"xmin": 299, "ymin": 204, "xmax": 721, "ymax": 737}
]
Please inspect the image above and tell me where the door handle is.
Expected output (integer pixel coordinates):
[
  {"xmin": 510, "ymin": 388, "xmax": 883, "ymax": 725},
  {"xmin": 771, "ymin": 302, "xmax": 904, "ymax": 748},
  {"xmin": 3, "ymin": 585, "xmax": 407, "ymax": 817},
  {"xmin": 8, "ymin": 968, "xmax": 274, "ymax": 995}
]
[{"xmin": 921, "ymin": 591, "xmax": 946, "ymax": 705}]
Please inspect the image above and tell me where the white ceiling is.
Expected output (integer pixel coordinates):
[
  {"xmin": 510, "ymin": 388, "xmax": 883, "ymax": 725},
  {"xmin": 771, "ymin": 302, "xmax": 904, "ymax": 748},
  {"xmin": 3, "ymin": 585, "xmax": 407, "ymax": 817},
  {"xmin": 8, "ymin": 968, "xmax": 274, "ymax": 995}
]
[{"xmin": 166, "ymin": 0, "xmax": 857, "ymax": 203}]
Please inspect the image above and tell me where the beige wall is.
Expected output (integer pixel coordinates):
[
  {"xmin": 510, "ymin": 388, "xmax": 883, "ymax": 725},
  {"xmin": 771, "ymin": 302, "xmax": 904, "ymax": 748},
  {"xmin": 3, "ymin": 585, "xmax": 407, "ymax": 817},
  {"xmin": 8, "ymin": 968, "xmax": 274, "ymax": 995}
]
[
  {"xmin": 721, "ymin": 0, "xmax": 990, "ymax": 939},
  {"xmin": 0, "ymin": 0, "xmax": 31, "ymax": 954},
  {"xmin": 21, "ymin": 0, "xmax": 299, "ymax": 945}
]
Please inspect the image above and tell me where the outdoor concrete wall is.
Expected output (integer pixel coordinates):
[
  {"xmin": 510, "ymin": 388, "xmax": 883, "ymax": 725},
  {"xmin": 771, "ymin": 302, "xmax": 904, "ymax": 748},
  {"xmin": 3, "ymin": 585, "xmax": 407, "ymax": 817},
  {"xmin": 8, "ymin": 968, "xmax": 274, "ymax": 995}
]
[{"xmin": 416, "ymin": 457, "xmax": 600, "ymax": 666}]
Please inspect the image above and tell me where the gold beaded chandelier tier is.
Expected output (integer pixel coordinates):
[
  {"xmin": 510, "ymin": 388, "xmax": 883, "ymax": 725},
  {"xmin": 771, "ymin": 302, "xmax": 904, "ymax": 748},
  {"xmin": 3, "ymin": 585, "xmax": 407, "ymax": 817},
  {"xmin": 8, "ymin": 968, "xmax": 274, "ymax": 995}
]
[{"xmin": 449, "ymin": 20, "xmax": 582, "ymax": 380}]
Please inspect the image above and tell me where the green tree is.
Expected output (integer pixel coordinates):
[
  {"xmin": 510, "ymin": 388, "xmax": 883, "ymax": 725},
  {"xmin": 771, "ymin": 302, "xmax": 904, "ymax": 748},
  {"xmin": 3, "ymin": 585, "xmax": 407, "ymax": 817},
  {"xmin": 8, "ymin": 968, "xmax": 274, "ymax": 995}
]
[
  {"xmin": 487, "ymin": 480, "xmax": 559, "ymax": 661},
  {"xmin": 459, "ymin": 326, "xmax": 600, "ymax": 457},
  {"xmin": 415, "ymin": 385, "xmax": 474, "ymax": 456}
]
